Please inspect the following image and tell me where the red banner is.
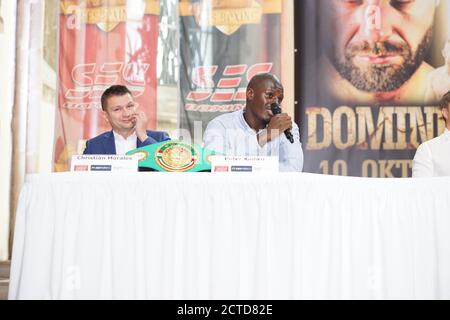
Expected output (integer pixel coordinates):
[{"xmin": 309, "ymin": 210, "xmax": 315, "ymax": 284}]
[{"xmin": 54, "ymin": 0, "xmax": 159, "ymax": 171}]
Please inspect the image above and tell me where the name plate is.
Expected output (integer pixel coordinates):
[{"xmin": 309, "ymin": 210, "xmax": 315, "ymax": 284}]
[
  {"xmin": 70, "ymin": 155, "xmax": 138, "ymax": 172},
  {"xmin": 210, "ymin": 156, "xmax": 279, "ymax": 173}
]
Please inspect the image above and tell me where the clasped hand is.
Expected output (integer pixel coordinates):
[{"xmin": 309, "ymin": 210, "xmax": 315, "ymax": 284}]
[{"xmin": 131, "ymin": 108, "xmax": 149, "ymax": 142}]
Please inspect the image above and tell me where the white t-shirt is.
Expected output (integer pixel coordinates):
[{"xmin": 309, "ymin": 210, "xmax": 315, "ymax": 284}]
[
  {"xmin": 412, "ymin": 128, "xmax": 450, "ymax": 177},
  {"xmin": 203, "ymin": 109, "xmax": 304, "ymax": 172}
]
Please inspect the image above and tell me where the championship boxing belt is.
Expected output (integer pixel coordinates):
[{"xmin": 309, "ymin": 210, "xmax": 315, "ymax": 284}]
[{"xmin": 126, "ymin": 140, "xmax": 218, "ymax": 172}]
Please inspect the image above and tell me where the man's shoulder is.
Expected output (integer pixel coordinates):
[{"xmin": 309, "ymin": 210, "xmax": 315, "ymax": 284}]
[
  {"xmin": 418, "ymin": 133, "xmax": 446, "ymax": 151},
  {"xmin": 208, "ymin": 110, "xmax": 242, "ymax": 126},
  {"xmin": 87, "ymin": 131, "xmax": 112, "ymax": 143},
  {"xmin": 146, "ymin": 130, "xmax": 170, "ymax": 141},
  {"xmin": 84, "ymin": 131, "xmax": 113, "ymax": 154},
  {"xmin": 429, "ymin": 133, "xmax": 447, "ymax": 144}
]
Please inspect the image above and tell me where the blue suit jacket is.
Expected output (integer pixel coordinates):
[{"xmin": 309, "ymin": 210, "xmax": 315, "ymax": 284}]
[{"xmin": 83, "ymin": 130, "xmax": 170, "ymax": 155}]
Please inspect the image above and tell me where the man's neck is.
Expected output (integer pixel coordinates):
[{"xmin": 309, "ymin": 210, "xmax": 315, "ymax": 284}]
[
  {"xmin": 243, "ymin": 109, "xmax": 266, "ymax": 132},
  {"xmin": 113, "ymin": 129, "xmax": 136, "ymax": 140}
]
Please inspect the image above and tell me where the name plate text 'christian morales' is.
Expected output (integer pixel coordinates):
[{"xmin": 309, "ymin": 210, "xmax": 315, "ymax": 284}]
[{"xmin": 70, "ymin": 155, "xmax": 138, "ymax": 172}]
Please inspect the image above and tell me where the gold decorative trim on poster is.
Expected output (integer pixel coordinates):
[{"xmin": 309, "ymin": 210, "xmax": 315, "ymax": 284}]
[
  {"xmin": 60, "ymin": 0, "xmax": 160, "ymax": 32},
  {"xmin": 145, "ymin": 0, "xmax": 161, "ymax": 15},
  {"xmin": 179, "ymin": 0, "xmax": 282, "ymax": 36}
]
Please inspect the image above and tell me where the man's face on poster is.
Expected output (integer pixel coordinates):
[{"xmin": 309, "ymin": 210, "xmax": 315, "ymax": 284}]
[{"xmin": 325, "ymin": 0, "xmax": 437, "ymax": 93}]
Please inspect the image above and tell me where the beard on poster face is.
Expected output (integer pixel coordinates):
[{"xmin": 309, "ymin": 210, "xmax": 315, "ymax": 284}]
[{"xmin": 326, "ymin": 27, "xmax": 434, "ymax": 93}]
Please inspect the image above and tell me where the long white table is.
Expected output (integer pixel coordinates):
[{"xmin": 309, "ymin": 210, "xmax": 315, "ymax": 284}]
[{"xmin": 8, "ymin": 172, "xmax": 450, "ymax": 299}]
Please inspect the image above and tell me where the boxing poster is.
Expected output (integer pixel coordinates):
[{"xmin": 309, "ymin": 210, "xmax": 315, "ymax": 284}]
[
  {"xmin": 296, "ymin": 0, "xmax": 449, "ymax": 177},
  {"xmin": 54, "ymin": 0, "xmax": 159, "ymax": 171},
  {"xmin": 179, "ymin": 0, "xmax": 283, "ymax": 144}
]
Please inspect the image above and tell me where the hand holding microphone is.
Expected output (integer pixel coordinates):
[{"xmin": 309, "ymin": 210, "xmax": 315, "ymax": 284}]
[{"xmin": 269, "ymin": 102, "xmax": 295, "ymax": 144}]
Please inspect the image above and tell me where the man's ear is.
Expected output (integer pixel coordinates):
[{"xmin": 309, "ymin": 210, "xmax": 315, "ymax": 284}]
[
  {"xmin": 247, "ymin": 88, "xmax": 254, "ymax": 101},
  {"xmin": 102, "ymin": 110, "xmax": 109, "ymax": 123},
  {"xmin": 442, "ymin": 107, "xmax": 449, "ymax": 123}
]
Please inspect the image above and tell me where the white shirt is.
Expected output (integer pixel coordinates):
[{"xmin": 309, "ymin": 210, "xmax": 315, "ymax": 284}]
[
  {"xmin": 203, "ymin": 109, "xmax": 304, "ymax": 172},
  {"xmin": 412, "ymin": 128, "xmax": 450, "ymax": 177},
  {"xmin": 113, "ymin": 131, "xmax": 137, "ymax": 155}
]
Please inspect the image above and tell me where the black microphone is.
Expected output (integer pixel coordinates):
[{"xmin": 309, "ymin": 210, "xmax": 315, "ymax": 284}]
[{"xmin": 270, "ymin": 102, "xmax": 294, "ymax": 144}]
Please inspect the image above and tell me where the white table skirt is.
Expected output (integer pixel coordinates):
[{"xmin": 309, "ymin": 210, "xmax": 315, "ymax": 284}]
[{"xmin": 8, "ymin": 172, "xmax": 450, "ymax": 299}]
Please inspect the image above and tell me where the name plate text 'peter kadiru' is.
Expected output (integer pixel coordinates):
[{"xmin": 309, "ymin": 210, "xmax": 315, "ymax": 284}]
[{"xmin": 210, "ymin": 156, "xmax": 279, "ymax": 173}]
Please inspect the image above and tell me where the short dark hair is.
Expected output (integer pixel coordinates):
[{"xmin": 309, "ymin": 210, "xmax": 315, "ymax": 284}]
[
  {"xmin": 441, "ymin": 90, "xmax": 450, "ymax": 110},
  {"xmin": 247, "ymin": 73, "xmax": 282, "ymax": 91},
  {"xmin": 101, "ymin": 85, "xmax": 132, "ymax": 111}
]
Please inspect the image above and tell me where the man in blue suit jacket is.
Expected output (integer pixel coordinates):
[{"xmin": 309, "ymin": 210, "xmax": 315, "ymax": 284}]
[{"xmin": 84, "ymin": 85, "xmax": 170, "ymax": 155}]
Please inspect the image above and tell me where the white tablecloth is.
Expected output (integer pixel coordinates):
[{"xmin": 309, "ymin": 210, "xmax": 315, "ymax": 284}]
[{"xmin": 8, "ymin": 172, "xmax": 450, "ymax": 299}]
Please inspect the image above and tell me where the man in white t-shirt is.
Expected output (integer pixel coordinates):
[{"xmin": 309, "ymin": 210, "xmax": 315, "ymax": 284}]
[
  {"xmin": 425, "ymin": 40, "xmax": 450, "ymax": 103},
  {"xmin": 203, "ymin": 73, "xmax": 303, "ymax": 172},
  {"xmin": 412, "ymin": 90, "xmax": 450, "ymax": 177}
]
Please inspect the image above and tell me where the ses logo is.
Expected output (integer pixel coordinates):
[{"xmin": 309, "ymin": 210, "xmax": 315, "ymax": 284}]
[
  {"xmin": 185, "ymin": 62, "xmax": 273, "ymax": 113},
  {"xmin": 62, "ymin": 62, "xmax": 149, "ymax": 110}
]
